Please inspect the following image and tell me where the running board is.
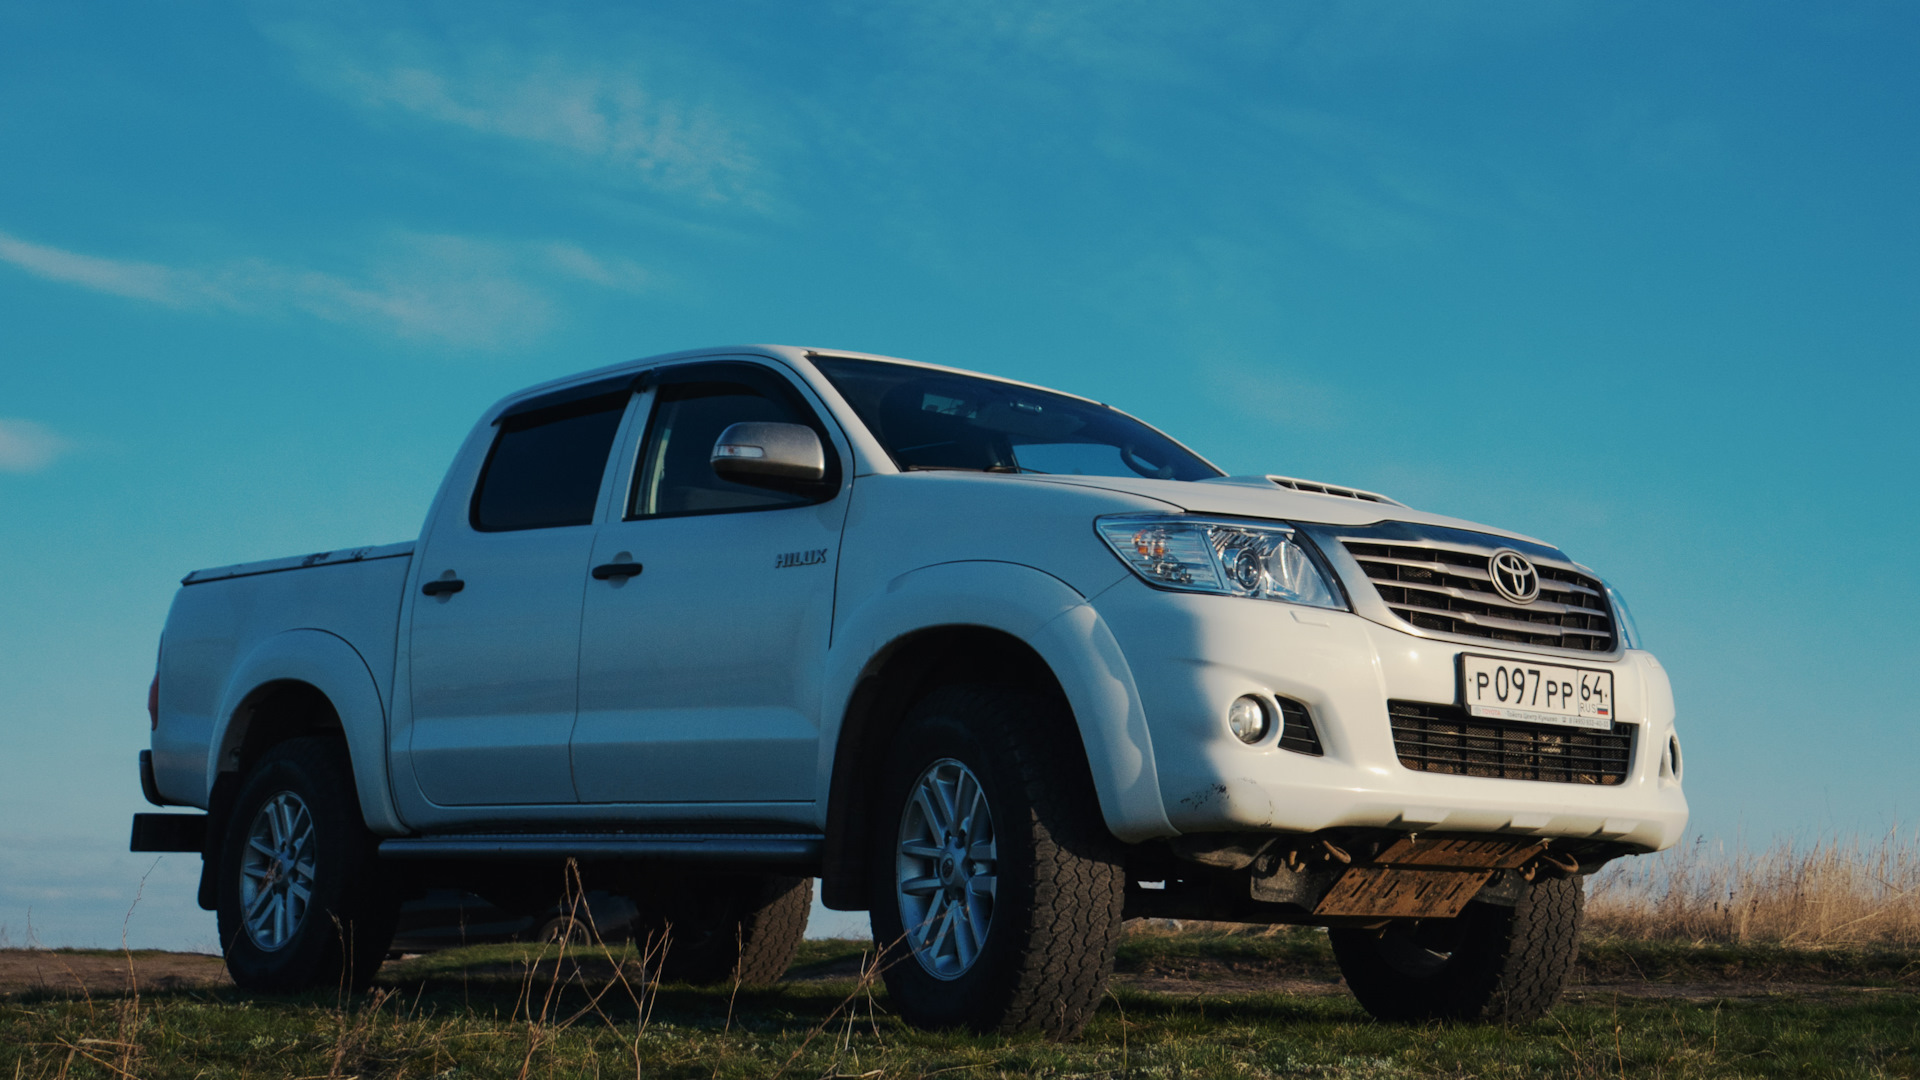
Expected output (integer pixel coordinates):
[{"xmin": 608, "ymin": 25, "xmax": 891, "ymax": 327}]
[{"xmin": 378, "ymin": 832, "xmax": 822, "ymax": 863}]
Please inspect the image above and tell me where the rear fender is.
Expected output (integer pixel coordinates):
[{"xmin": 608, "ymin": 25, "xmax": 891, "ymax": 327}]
[{"xmin": 207, "ymin": 629, "xmax": 404, "ymax": 836}]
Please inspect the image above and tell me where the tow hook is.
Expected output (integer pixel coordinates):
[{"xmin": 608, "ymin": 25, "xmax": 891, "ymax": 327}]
[
  {"xmin": 1524, "ymin": 850, "xmax": 1581, "ymax": 880},
  {"xmin": 1265, "ymin": 838, "xmax": 1352, "ymax": 875}
]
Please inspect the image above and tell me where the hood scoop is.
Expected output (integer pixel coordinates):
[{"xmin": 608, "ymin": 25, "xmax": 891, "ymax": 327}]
[{"xmin": 1199, "ymin": 474, "xmax": 1406, "ymax": 507}]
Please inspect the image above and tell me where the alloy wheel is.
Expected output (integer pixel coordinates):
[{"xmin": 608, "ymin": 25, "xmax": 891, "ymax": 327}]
[
  {"xmin": 894, "ymin": 758, "xmax": 997, "ymax": 979},
  {"xmin": 238, "ymin": 791, "xmax": 316, "ymax": 952}
]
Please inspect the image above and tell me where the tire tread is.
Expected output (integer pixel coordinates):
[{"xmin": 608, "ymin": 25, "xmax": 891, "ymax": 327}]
[
  {"xmin": 217, "ymin": 737, "xmax": 396, "ymax": 995},
  {"xmin": 643, "ymin": 875, "xmax": 812, "ymax": 986},
  {"xmin": 875, "ymin": 684, "xmax": 1125, "ymax": 1038},
  {"xmin": 1331, "ymin": 874, "xmax": 1583, "ymax": 1025}
]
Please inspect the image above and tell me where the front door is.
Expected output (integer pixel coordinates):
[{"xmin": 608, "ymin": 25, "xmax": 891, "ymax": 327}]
[
  {"xmin": 408, "ymin": 390, "xmax": 630, "ymax": 806},
  {"xmin": 572, "ymin": 361, "xmax": 849, "ymax": 804}
]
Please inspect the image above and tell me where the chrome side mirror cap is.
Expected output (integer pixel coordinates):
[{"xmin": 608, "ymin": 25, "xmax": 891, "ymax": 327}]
[{"xmin": 711, "ymin": 421, "xmax": 827, "ymax": 487}]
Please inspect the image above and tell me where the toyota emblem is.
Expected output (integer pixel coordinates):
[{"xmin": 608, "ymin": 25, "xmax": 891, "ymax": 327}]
[{"xmin": 1489, "ymin": 549, "xmax": 1540, "ymax": 604}]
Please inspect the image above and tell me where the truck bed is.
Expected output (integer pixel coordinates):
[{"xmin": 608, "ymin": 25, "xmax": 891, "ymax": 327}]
[{"xmin": 151, "ymin": 542, "xmax": 414, "ymax": 807}]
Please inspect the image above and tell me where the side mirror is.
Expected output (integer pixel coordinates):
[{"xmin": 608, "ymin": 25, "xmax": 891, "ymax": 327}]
[{"xmin": 711, "ymin": 422, "xmax": 827, "ymax": 489}]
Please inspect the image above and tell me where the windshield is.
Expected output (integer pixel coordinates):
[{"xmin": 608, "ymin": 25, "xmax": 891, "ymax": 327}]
[{"xmin": 810, "ymin": 356, "xmax": 1221, "ymax": 481}]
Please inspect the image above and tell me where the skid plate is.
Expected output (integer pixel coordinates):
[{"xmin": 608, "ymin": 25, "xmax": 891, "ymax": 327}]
[{"xmin": 1313, "ymin": 866, "xmax": 1493, "ymax": 918}]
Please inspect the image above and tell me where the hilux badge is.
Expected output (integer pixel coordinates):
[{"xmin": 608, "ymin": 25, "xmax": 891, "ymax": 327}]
[
  {"xmin": 1489, "ymin": 550, "xmax": 1540, "ymax": 604},
  {"xmin": 775, "ymin": 548, "xmax": 829, "ymax": 569}
]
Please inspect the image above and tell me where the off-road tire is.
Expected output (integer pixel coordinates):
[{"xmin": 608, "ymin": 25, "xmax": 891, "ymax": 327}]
[
  {"xmin": 632, "ymin": 874, "xmax": 812, "ymax": 985},
  {"xmin": 1330, "ymin": 874, "xmax": 1584, "ymax": 1023},
  {"xmin": 536, "ymin": 914, "xmax": 594, "ymax": 946},
  {"xmin": 216, "ymin": 737, "xmax": 398, "ymax": 994},
  {"xmin": 867, "ymin": 684, "xmax": 1126, "ymax": 1039}
]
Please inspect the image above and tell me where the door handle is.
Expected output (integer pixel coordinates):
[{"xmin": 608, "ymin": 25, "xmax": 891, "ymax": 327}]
[
  {"xmin": 421, "ymin": 578, "xmax": 465, "ymax": 597},
  {"xmin": 591, "ymin": 562, "xmax": 644, "ymax": 580}
]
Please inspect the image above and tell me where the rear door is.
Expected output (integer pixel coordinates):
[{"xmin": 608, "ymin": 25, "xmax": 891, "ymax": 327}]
[
  {"xmin": 407, "ymin": 385, "xmax": 633, "ymax": 806},
  {"xmin": 571, "ymin": 361, "xmax": 850, "ymax": 804}
]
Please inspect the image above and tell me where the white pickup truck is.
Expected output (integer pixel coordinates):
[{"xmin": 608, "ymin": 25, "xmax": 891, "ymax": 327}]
[{"xmin": 134, "ymin": 344, "xmax": 1686, "ymax": 1036}]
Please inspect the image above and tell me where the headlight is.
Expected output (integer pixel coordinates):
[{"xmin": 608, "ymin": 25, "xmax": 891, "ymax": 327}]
[
  {"xmin": 1095, "ymin": 514, "xmax": 1346, "ymax": 609},
  {"xmin": 1602, "ymin": 580, "xmax": 1643, "ymax": 649}
]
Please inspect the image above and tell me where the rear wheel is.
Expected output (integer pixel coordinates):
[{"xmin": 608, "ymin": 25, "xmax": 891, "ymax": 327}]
[
  {"xmin": 1330, "ymin": 875, "xmax": 1584, "ymax": 1023},
  {"xmin": 536, "ymin": 914, "xmax": 594, "ymax": 945},
  {"xmin": 867, "ymin": 684, "xmax": 1125, "ymax": 1039},
  {"xmin": 630, "ymin": 874, "xmax": 812, "ymax": 985},
  {"xmin": 216, "ymin": 738, "xmax": 397, "ymax": 993}
]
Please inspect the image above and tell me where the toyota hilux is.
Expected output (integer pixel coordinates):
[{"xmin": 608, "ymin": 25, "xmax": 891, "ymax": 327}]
[{"xmin": 132, "ymin": 344, "xmax": 1687, "ymax": 1036}]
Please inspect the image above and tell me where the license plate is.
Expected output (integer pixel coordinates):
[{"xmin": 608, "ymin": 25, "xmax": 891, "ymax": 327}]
[{"xmin": 1459, "ymin": 654, "xmax": 1614, "ymax": 730}]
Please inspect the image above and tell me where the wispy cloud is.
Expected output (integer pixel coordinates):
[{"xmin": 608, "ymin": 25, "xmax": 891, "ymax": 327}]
[
  {"xmin": 536, "ymin": 242, "xmax": 653, "ymax": 294},
  {"xmin": 0, "ymin": 232, "xmax": 221, "ymax": 307},
  {"xmin": 847, "ymin": 2, "xmax": 1580, "ymax": 88},
  {"xmin": 860, "ymin": 2, "xmax": 1210, "ymax": 80},
  {"xmin": 257, "ymin": 14, "xmax": 764, "ymax": 206},
  {"xmin": 0, "ymin": 228, "xmax": 657, "ymax": 349},
  {"xmin": 0, "ymin": 419, "xmax": 71, "ymax": 473}
]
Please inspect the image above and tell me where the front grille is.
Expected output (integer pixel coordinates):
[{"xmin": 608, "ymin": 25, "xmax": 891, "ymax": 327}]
[
  {"xmin": 1342, "ymin": 540, "xmax": 1615, "ymax": 652},
  {"xmin": 1389, "ymin": 701, "xmax": 1633, "ymax": 785}
]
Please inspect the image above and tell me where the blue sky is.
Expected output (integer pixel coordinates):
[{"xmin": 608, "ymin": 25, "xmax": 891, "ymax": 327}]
[{"xmin": 1, "ymin": 1, "xmax": 1914, "ymax": 949}]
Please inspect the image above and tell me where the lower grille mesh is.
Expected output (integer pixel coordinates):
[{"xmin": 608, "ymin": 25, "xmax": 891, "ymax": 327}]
[{"xmin": 1388, "ymin": 701, "xmax": 1632, "ymax": 785}]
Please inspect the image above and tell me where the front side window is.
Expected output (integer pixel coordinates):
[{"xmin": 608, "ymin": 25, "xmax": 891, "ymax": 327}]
[
  {"xmin": 630, "ymin": 370, "xmax": 835, "ymax": 518},
  {"xmin": 471, "ymin": 397, "xmax": 627, "ymax": 531},
  {"xmin": 810, "ymin": 356, "xmax": 1221, "ymax": 481}
]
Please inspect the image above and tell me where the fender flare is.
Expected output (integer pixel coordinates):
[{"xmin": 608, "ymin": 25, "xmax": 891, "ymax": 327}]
[
  {"xmin": 207, "ymin": 628, "xmax": 405, "ymax": 836},
  {"xmin": 822, "ymin": 560, "xmax": 1173, "ymax": 843}
]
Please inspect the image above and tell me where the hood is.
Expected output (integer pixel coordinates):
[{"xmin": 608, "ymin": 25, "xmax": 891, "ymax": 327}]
[{"xmin": 1007, "ymin": 473, "xmax": 1554, "ymax": 549}]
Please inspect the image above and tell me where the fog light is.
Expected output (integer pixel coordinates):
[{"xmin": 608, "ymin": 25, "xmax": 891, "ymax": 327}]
[{"xmin": 1228, "ymin": 696, "xmax": 1270, "ymax": 744}]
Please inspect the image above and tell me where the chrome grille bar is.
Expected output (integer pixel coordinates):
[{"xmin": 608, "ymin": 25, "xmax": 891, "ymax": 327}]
[{"xmin": 1339, "ymin": 535, "xmax": 1617, "ymax": 653}]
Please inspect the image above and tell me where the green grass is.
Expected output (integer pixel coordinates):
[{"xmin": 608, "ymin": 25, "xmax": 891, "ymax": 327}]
[{"xmin": 4, "ymin": 935, "xmax": 1916, "ymax": 1079}]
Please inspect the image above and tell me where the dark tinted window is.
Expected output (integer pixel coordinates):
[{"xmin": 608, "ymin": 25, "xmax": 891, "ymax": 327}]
[
  {"xmin": 630, "ymin": 382, "xmax": 819, "ymax": 517},
  {"xmin": 811, "ymin": 356, "xmax": 1220, "ymax": 481},
  {"xmin": 471, "ymin": 398, "xmax": 627, "ymax": 531}
]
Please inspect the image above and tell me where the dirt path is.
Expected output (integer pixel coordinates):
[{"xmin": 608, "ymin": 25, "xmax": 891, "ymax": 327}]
[
  {"xmin": 0, "ymin": 950, "xmax": 231, "ymax": 998},
  {"xmin": 2, "ymin": 949, "xmax": 1904, "ymax": 1004}
]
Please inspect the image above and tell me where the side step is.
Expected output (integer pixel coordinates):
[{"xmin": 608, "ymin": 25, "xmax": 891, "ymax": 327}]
[{"xmin": 378, "ymin": 831, "xmax": 823, "ymax": 864}]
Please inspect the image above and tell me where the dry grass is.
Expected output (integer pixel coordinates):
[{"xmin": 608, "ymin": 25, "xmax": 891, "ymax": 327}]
[
  {"xmin": 6, "ymin": 842, "xmax": 1920, "ymax": 1078},
  {"xmin": 6, "ymin": 940, "xmax": 1916, "ymax": 1080},
  {"xmin": 1587, "ymin": 828, "xmax": 1920, "ymax": 947},
  {"xmin": 4, "ymin": 849, "xmax": 1918, "ymax": 1079}
]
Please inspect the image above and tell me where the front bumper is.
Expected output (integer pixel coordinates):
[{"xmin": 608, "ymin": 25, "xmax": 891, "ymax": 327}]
[{"xmin": 1095, "ymin": 582, "xmax": 1688, "ymax": 853}]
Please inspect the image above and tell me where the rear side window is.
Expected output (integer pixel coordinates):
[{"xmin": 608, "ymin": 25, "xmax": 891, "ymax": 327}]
[{"xmin": 471, "ymin": 397, "xmax": 627, "ymax": 531}]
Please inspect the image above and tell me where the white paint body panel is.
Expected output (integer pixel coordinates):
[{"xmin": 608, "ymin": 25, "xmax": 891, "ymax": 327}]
[
  {"xmin": 153, "ymin": 554, "xmax": 411, "ymax": 834},
  {"xmin": 574, "ymin": 475, "xmax": 850, "ymax": 805},
  {"xmin": 408, "ymin": 521, "xmax": 594, "ymax": 806},
  {"xmin": 151, "ymin": 344, "xmax": 1688, "ymax": 854}
]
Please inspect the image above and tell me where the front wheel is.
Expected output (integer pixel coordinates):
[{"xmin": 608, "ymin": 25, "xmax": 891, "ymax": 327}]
[
  {"xmin": 1330, "ymin": 875, "xmax": 1584, "ymax": 1023},
  {"xmin": 867, "ymin": 684, "xmax": 1125, "ymax": 1039},
  {"xmin": 216, "ymin": 738, "xmax": 397, "ymax": 993}
]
